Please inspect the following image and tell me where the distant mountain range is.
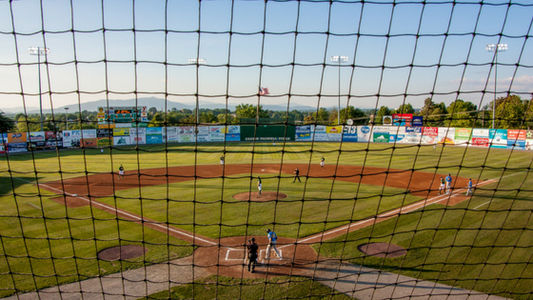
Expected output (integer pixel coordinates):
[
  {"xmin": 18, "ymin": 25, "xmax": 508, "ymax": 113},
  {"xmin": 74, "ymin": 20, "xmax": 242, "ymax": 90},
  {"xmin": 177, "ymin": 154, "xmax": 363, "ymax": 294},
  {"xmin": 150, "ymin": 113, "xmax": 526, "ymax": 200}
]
[{"xmin": 2, "ymin": 97, "xmax": 324, "ymax": 114}]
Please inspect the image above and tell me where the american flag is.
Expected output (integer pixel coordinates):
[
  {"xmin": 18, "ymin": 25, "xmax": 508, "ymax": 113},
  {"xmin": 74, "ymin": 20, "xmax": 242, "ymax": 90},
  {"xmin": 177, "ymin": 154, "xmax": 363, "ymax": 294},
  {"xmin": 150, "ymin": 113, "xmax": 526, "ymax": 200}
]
[{"xmin": 259, "ymin": 87, "xmax": 270, "ymax": 95}]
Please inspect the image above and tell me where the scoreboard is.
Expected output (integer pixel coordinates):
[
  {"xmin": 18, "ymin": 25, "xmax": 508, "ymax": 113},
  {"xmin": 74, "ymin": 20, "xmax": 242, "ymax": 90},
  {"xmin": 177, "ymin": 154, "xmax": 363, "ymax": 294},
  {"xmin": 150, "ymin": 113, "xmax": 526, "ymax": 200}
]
[{"xmin": 98, "ymin": 106, "xmax": 148, "ymax": 128}]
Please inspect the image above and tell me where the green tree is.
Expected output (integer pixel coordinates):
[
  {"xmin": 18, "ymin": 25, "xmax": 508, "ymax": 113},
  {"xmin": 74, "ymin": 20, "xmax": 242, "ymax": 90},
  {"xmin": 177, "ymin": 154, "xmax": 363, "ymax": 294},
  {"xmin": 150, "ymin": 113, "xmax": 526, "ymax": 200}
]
[
  {"xmin": 375, "ymin": 106, "xmax": 392, "ymax": 124},
  {"xmin": 234, "ymin": 104, "xmax": 269, "ymax": 123},
  {"xmin": 340, "ymin": 106, "xmax": 367, "ymax": 125},
  {"xmin": 492, "ymin": 95, "xmax": 528, "ymax": 129},
  {"xmin": 393, "ymin": 103, "xmax": 415, "ymax": 114},
  {"xmin": 148, "ymin": 112, "xmax": 165, "ymax": 127},
  {"xmin": 447, "ymin": 99, "xmax": 477, "ymax": 127},
  {"xmin": 0, "ymin": 111, "xmax": 15, "ymax": 133}
]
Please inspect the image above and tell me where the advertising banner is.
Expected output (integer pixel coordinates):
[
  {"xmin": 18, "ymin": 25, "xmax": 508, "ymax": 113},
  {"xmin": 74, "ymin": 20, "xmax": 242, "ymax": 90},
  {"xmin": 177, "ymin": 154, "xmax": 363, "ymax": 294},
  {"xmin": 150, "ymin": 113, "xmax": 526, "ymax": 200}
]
[
  {"xmin": 197, "ymin": 126, "xmax": 210, "ymax": 142},
  {"xmin": 526, "ymin": 130, "xmax": 533, "ymax": 150},
  {"xmin": 97, "ymin": 137, "xmax": 113, "ymax": 146},
  {"xmin": 392, "ymin": 114, "xmax": 413, "ymax": 126},
  {"xmin": 29, "ymin": 132, "xmax": 45, "ymax": 142},
  {"xmin": 113, "ymin": 128, "xmax": 130, "ymax": 136},
  {"xmin": 421, "ymin": 127, "xmax": 438, "ymax": 144},
  {"xmin": 310, "ymin": 125, "xmax": 326, "ymax": 142},
  {"xmin": 507, "ymin": 130, "xmax": 526, "ymax": 149},
  {"xmin": 412, "ymin": 116, "xmax": 423, "ymax": 127},
  {"xmin": 401, "ymin": 127, "xmax": 422, "ymax": 144},
  {"xmin": 63, "ymin": 130, "xmax": 82, "ymax": 147},
  {"xmin": 7, "ymin": 142, "xmax": 27, "ymax": 153},
  {"xmin": 178, "ymin": 126, "xmax": 196, "ymax": 143},
  {"xmin": 44, "ymin": 131, "xmax": 62, "ymax": 148},
  {"xmin": 325, "ymin": 126, "xmax": 342, "ymax": 141},
  {"xmin": 209, "ymin": 126, "xmax": 225, "ymax": 142},
  {"xmin": 8, "ymin": 132, "xmax": 27, "ymax": 143},
  {"xmin": 489, "ymin": 129, "xmax": 508, "ymax": 149},
  {"xmin": 295, "ymin": 125, "xmax": 313, "ymax": 141},
  {"xmin": 357, "ymin": 126, "xmax": 372, "ymax": 142},
  {"xmin": 225, "ymin": 125, "xmax": 241, "ymax": 142},
  {"xmin": 81, "ymin": 129, "xmax": 97, "ymax": 139},
  {"xmin": 372, "ymin": 126, "xmax": 390, "ymax": 143},
  {"xmin": 454, "ymin": 128, "xmax": 472, "ymax": 146},
  {"xmin": 130, "ymin": 127, "xmax": 146, "ymax": 144},
  {"xmin": 114, "ymin": 135, "xmax": 130, "ymax": 146},
  {"xmin": 438, "ymin": 127, "xmax": 455, "ymax": 144},
  {"xmin": 82, "ymin": 138, "xmax": 97, "ymax": 148},
  {"xmin": 97, "ymin": 129, "xmax": 112, "ymax": 138},
  {"xmin": 342, "ymin": 126, "xmax": 358, "ymax": 142},
  {"xmin": 166, "ymin": 127, "xmax": 179, "ymax": 143},
  {"xmin": 472, "ymin": 129, "xmax": 490, "ymax": 147},
  {"xmin": 0, "ymin": 145, "xmax": 4, "ymax": 154},
  {"xmin": 146, "ymin": 127, "xmax": 163, "ymax": 144},
  {"xmin": 389, "ymin": 126, "xmax": 406, "ymax": 143},
  {"xmin": 382, "ymin": 116, "xmax": 393, "ymax": 126}
]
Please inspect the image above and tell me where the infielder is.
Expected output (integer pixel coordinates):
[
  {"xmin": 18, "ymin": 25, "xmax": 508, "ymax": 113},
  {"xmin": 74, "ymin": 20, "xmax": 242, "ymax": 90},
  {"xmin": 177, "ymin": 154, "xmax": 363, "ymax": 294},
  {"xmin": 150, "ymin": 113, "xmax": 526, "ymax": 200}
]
[
  {"xmin": 293, "ymin": 168, "xmax": 301, "ymax": 183},
  {"xmin": 439, "ymin": 177, "xmax": 445, "ymax": 195},
  {"xmin": 257, "ymin": 177, "xmax": 262, "ymax": 195},
  {"xmin": 466, "ymin": 178, "xmax": 473, "ymax": 196},
  {"xmin": 220, "ymin": 156, "xmax": 225, "ymax": 167},
  {"xmin": 265, "ymin": 229, "xmax": 281, "ymax": 260},
  {"xmin": 320, "ymin": 156, "xmax": 325, "ymax": 168},
  {"xmin": 445, "ymin": 174, "xmax": 452, "ymax": 194}
]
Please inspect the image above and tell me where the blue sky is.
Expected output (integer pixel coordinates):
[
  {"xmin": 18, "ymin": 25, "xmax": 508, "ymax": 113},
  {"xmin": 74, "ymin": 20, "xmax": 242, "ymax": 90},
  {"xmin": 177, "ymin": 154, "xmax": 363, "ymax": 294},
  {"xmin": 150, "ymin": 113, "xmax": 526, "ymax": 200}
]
[{"xmin": 0, "ymin": 0, "xmax": 532, "ymax": 114}]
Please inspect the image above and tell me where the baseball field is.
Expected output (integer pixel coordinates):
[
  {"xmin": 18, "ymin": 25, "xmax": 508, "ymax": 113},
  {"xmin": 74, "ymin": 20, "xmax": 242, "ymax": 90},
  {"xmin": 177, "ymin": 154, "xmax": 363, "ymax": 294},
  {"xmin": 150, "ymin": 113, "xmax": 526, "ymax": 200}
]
[{"xmin": 0, "ymin": 142, "xmax": 532, "ymax": 299}]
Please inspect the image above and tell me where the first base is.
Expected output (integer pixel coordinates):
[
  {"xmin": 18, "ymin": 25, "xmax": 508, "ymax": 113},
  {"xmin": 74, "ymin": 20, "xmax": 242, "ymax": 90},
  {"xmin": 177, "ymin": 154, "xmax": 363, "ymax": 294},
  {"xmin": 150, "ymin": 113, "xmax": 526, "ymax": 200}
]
[
  {"xmin": 262, "ymin": 169, "xmax": 265, "ymax": 171},
  {"xmin": 72, "ymin": 194, "xmax": 78, "ymax": 197}
]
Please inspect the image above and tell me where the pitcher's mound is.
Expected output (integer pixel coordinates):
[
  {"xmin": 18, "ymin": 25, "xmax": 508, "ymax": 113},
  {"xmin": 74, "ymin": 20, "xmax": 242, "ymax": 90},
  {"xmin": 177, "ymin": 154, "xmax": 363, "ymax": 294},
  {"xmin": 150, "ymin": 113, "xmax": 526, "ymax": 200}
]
[
  {"xmin": 358, "ymin": 243, "xmax": 407, "ymax": 258},
  {"xmin": 98, "ymin": 245, "xmax": 147, "ymax": 261},
  {"xmin": 233, "ymin": 191, "xmax": 287, "ymax": 202}
]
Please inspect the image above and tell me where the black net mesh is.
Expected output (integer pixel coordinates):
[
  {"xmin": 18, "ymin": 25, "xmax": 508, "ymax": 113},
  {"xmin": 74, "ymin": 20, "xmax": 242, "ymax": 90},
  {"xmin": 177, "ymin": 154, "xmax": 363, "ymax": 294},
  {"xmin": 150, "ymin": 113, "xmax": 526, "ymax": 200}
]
[{"xmin": 0, "ymin": 0, "xmax": 533, "ymax": 299}]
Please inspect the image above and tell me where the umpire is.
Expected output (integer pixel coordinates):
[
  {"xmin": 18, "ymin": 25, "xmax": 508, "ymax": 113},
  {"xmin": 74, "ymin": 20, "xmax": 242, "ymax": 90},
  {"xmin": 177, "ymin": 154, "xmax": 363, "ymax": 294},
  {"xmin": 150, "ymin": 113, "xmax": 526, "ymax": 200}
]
[
  {"xmin": 246, "ymin": 237, "xmax": 258, "ymax": 273},
  {"xmin": 293, "ymin": 167, "xmax": 301, "ymax": 183}
]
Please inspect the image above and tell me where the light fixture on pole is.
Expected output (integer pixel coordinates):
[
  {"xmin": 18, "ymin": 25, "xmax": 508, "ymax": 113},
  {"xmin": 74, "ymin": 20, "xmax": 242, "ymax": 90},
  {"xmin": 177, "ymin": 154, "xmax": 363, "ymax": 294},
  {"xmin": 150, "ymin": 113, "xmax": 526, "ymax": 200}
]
[
  {"xmin": 331, "ymin": 55, "xmax": 348, "ymax": 125},
  {"xmin": 486, "ymin": 43, "xmax": 507, "ymax": 129},
  {"xmin": 28, "ymin": 47, "xmax": 50, "ymax": 131},
  {"xmin": 64, "ymin": 107, "xmax": 69, "ymax": 130},
  {"xmin": 188, "ymin": 58, "xmax": 206, "ymax": 124}
]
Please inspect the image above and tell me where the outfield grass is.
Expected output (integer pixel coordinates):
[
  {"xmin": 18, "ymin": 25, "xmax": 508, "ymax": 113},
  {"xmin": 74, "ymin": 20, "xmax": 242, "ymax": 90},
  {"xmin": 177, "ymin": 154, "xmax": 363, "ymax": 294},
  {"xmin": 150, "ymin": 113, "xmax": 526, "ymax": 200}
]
[{"xmin": 1, "ymin": 142, "xmax": 532, "ymax": 298}]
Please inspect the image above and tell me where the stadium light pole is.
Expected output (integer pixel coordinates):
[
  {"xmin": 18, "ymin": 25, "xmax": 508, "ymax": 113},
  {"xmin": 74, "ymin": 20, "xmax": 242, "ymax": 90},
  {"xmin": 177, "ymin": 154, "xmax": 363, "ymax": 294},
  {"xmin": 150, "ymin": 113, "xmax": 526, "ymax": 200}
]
[
  {"xmin": 28, "ymin": 47, "xmax": 50, "ymax": 132},
  {"xmin": 486, "ymin": 43, "xmax": 507, "ymax": 129},
  {"xmin": 188, "ymin": 58, "xmax": 206, "ymax": 124},
  {"xmin": 331, "ymin": 55, "xmax": 348, "ymax": 125},
  {"xmin": 64, "ymin": 107, "xmax": 69, "ymax": 130}
]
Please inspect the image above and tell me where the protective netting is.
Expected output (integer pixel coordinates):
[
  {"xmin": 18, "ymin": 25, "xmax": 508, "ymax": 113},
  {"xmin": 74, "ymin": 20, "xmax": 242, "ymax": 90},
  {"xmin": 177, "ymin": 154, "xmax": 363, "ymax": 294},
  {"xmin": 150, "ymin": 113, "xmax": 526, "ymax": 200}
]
[{"xmin": 1, "ymin": 0, "xmax": 533, "ymax": 299}]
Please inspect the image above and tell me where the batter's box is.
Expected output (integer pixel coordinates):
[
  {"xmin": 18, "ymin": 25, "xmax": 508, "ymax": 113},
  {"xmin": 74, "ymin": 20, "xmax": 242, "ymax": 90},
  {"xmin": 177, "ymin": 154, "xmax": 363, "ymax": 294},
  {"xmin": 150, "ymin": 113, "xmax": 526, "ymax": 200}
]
[{"xmin": 225, "ymin": 248, "xmax": 246, "ymax": 261}]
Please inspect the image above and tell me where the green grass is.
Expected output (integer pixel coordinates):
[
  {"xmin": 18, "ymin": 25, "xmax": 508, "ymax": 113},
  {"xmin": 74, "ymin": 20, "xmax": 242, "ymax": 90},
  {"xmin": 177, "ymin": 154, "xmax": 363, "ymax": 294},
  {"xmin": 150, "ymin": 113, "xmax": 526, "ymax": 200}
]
[
  {"xmin": 141, "ymin": 275, "xmax": 351, "ymax": 300},
  {"xmin": 314, "ymin": 171, "xmax": 533, "ymax": 300},
  {"xmin": 1, "ymin": 142, "xmax": 532, "ymax": 298},
  {"xmin": 97, "ymin": 175, "xmax": 421, "ymax": 239}
]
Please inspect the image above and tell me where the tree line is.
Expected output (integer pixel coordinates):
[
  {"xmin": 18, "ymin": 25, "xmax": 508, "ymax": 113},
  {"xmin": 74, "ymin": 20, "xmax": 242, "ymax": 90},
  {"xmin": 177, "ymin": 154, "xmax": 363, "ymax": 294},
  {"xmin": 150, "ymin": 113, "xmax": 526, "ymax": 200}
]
[{"xmin": 1, "ymin": 94, "xmax": 532, "ymax": 133}]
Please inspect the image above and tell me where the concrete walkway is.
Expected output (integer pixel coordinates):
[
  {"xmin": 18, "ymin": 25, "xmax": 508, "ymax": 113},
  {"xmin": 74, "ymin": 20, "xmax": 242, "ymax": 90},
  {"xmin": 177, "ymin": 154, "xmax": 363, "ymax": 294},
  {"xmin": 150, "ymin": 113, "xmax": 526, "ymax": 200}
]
[{"xmin": 3, "ymin": 258, "xmax": 508, "ymax": 300}]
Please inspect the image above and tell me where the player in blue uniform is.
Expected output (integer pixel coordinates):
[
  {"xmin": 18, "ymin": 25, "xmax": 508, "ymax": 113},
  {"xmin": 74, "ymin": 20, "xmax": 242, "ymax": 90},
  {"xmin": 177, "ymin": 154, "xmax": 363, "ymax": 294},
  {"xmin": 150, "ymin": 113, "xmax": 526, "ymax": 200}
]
[
  {"xmin": 466, "ymin": 178, "xmax": 473, "ymax": 196},
  {"xmin": 265, "ymin": 229, "xmax": 281, "ymax": 260},
  {"xmin": 445, "ymin": 174, "xmax": 452, "ymax": 194}
]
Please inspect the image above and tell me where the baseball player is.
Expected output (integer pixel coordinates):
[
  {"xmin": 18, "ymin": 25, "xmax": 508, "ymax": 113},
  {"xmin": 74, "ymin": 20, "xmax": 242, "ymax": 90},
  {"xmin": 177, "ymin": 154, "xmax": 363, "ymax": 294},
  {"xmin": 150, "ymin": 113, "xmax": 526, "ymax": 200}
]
[
  {"xmin": 118, "ymin": 165, "xmax": 125, "ymax": 179},
  {"xmin": 220, "ymin": 156, "xmax": 225, "ymax": 167},
  {"xmin": 466, "ymin": 178, "xmax": 473, "ymax": 196},
  {"xmin": 293, "ymin": 168, "xmax": 301, "ymax": 183},
  {"xmin": 320, "ymin": 156, "xmax": 325, "ymax": 168},
  {"xmin": 265, "ymin": 229, "xmax": 281, "ymax": 260},
  {"xmin": 246, "ymin": 237, "xmax": 258, "ymax": 273},
  {"xmin": 439, "ymin": 177, "xmax": 445, "ymax": 195},
  {"xmin": 445, "ymin": 174, "xmax": 452, "ymax": 194},
  {"xmin": 257, "ymin": 177, "xmax": 262, "ymax": 195}
]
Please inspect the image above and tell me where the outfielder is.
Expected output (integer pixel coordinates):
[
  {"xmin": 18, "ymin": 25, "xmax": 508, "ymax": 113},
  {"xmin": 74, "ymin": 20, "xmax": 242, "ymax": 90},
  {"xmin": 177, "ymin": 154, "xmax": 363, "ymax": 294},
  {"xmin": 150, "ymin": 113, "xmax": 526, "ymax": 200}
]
[{"xmin": 118, "ymin": 165, "xmax": 125, "ymax": 179}]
